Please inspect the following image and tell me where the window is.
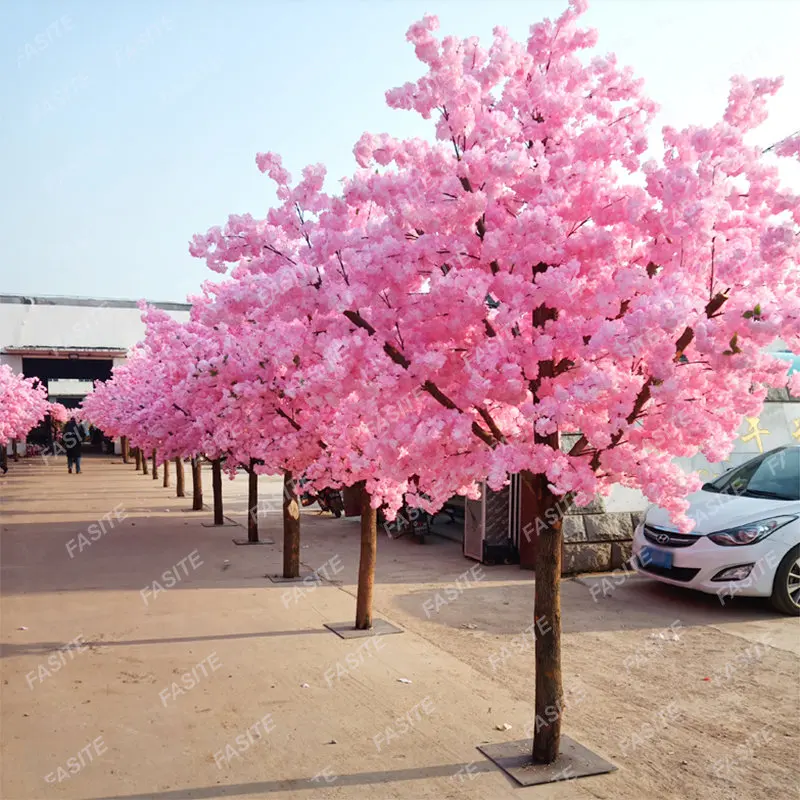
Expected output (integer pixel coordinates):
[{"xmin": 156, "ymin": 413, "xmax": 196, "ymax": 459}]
[{"xmin": 706, "ymin": 447, "xmax": 800, "ymax": 501}]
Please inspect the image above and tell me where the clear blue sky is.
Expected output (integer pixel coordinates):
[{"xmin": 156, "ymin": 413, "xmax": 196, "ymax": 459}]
[{"xmin": 1, "ymin": 0, "xmax": 798, "ymax": 303}]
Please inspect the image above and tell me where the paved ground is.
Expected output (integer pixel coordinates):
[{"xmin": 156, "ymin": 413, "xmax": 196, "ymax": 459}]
[{"xmin": 1, "ymin": 455, "xmax": 798, "ymax": 800}]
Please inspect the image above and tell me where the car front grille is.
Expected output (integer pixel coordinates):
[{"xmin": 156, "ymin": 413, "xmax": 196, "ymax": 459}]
[
  {"xmin": 643, "ymin": 525, "xmax": 701, "ymax": 548},
  {"xmin": 636, "ymin": 557, "xmax": 701, "ymax": 583}
]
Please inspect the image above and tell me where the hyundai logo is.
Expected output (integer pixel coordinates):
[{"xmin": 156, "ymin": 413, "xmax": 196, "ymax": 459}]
[{"xmin": 655, "ymin": 532, "xmax": 671, "ymax": 545}]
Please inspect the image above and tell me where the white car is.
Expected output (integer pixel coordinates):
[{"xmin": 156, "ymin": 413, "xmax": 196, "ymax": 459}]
[{"xmin": 633, "ymin": 445, "xmax": 800, "ymax": 615}]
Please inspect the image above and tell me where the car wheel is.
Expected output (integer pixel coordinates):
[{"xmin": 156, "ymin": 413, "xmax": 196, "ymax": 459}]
[{"xmin": 770, "ymin": 545, "xmax": 800, "ymax": 616}]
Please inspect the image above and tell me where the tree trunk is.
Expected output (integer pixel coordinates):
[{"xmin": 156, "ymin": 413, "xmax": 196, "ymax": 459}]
[
  {"xmin": 175, "ymin": 458, "xmax": 185, "ymax": 497},
  {"xmin": 121, "ymin": 436, "xmax": 130, "ymax": 464},
  {"xmin": 191, "ymin": 457, "xmax": 203, "ymax": 510},
  {"xmin": 134, "ymin": 447, "xmax": 142, "ymax": 470},
  {"xmin": 355, "ymin": 482, "xmax": 377, "ymax": 630},
  {"xmin": 1, "ymin": 444, "xmax": 8, "ymax": 472},
  {"xmin": 525, "ymin": 467, "xmax": 567, "ymax": 765},
  {"xmin": 162, "ymin": 458, "xmax": 170, "ymax": 488},
  {"xmin": 246, "ymin": 460, "xmax": 259, "ymax": 542},
  {"xmin": 212, "ymin": 458, "xmax": 223, "ymax": 525},
  {"xmin": 142, "ymin": 450, "xmax": 149, "ymax": 475},
  {"xmin": 282, "ymin": 470, "xmax": 300, "ymax": 578},
  {"xmin": 11, "ymin": 439, "xmax": 18, "ymax": 461},
  {"xmin": 151, "ymin": 449, "xmax": 158, "ymax": 480}
]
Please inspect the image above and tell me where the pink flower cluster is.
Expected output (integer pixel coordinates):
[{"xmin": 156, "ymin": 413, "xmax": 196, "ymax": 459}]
[
  {"xmin": 48, "ymin": 403, "xmax": 70, "ymax": 424},
  {"xmin": 0, "ymin": 364, "xmax": 50, "ymax": 444},
  {"xmin": 83, "ymin": 1, "xmax": 799, "ymax": 531}
]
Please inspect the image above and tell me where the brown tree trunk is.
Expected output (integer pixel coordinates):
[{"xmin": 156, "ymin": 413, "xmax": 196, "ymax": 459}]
[
  {"xmin": 524, "ymin": 466, "xmax": 568, "ymax": 765},
  {"xmin": 191, "ymin": 457, "xmax": 203, "ymax": 510},
  {"xmin": 162, "ymin": 458, "xmax": 170, "ymax": 488},
  {"xmin": 175, "ymin": 458, "xmax": 185, "ymax": 497},
  {"xmin": 1, "ymin": 444, "xmax": 8, "ymax": 472},
  {"xmin": 282, "ymin": 470, "xmax": 300, "ymax": 578},
  {"xmin": 12, "ymin": 439, "xmax": 18, "ymax": 461},
  {"xmin": 528, "ymin": 278, "xmax": 566, "ymax": 764},
  {"xmin": 355, "ymin": 482, "xmax": 377, "ymax": 630},
  {"xmin": 247, "ymin": 460, "xmax": 259, "ymax": 543},
  {"xmin": 151, "ymin": 449, "xmax": 158, "ymax": 480},
  {"xmin": 134, "ymin": 447, "xmax": 142, "ymax": 471},
  {"xmin": 121, "ymin": 436, "xmax": 130, "ymax": 464},
  {"xmin": 212, "ymin": 458, "xmax": 223, "ymax": 525},
  {"xmin": 142, "ymin": 449, "xmax": 149, "ymax": 475}
]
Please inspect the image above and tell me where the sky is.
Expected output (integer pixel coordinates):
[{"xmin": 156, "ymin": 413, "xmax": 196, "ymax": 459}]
[{"xmin": 1, "ymin": 0, "xmax": 798, "ymax": 304}]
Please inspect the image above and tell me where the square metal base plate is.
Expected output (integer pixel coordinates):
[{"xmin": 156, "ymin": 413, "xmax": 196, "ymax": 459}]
[
  {"xmin": 477, "ymin": 735, "xmax": 615, "ymax": 786},
  {"xmin": 266, "ymin": 573, "xmax": 314, "ymax": 583},
  {"xmin": 324, "ymin": 619, "xmax": 404, "ymax": 638},
  {"xmin": 232, "ymin": 538, "xmax": 275, "ymax": 546}
]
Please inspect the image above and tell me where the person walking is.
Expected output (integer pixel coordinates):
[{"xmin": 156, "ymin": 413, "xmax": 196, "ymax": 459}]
[{"xmin": 63, "ymin": 416, "xmax": 84, "ymax": 474}]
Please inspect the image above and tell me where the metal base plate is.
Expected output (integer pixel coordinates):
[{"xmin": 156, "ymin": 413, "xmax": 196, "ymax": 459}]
[
  {"xmin": 232, "ymin": 538, "xmax": 275, "ymax": 546},
  {"xmin": 266, "ymin": 573, "xmax": 314, "ymax": 583},
  {"xmin": 477, "ymin": 735, "xmax": 615, "ymax": 787},
  {"xmin": 201, "ymin": 520, "xmax": 239, "ymax": 527},
  {"xmin": 324, "ymin": 619, "xmax": 404, "ymax": 639}
]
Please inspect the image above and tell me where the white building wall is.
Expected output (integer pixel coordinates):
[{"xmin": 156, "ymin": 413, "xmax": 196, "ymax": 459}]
[
  {"xmin": 1, "ymin": 296, "xmax": 190, "ymax": 456},
  {"xmin": 0, "ymin": 301, "xmax": 189, "ymax": 354}
]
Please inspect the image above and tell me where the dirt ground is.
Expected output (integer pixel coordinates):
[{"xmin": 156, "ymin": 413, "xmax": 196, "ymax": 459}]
[{"xmin": 1, "ymin": 456, "xmax": 798, "ymax": 800}]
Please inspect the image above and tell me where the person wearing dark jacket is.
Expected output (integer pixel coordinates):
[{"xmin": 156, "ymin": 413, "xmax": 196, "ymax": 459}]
[{"xmin": 63, "ymin": 417, "xmax": 84, "ymax": 474}]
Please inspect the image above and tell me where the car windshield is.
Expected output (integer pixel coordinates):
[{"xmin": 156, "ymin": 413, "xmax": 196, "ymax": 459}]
[{"xmin": 705, "ymin": 447, "xmax": 800, "ymax": 501}]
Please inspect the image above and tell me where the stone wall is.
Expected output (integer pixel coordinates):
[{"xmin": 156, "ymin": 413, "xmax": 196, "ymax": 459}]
[{"xmin": 561, "ymin": 497, "xmax": 644, "ymax": 576}]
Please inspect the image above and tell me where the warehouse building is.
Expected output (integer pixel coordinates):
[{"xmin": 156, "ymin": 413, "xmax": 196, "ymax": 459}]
[{"xmin": 0, "ymin": 293, "xmax": 190, "ymax": 452}]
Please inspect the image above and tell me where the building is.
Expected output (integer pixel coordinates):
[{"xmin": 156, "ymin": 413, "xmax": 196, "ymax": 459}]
[{"xmin": 1, "ymin": 294, "xmax": 190, "ymax": 452}]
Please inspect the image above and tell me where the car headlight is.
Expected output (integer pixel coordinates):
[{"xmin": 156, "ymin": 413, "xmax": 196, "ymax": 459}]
[{"xmin": 707, "ymin": 516, "xmax": 797, "ymax": 546}]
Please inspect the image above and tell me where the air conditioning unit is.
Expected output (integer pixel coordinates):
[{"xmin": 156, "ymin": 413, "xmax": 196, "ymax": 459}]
[{"xmin": 463, "ymin": 475, "xmax": 520, "ymax": 564}]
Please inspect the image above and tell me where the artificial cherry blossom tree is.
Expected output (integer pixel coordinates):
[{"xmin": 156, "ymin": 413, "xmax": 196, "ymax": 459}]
[
  {"xmin": 193, "ymin": 0, "xmax": 799, "ymax": 764},
  {"xmin": 0, "ymin": 364, "xmax": 50, "ymax": 456}
]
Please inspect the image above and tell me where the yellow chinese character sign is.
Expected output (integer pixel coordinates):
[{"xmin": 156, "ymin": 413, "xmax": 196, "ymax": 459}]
[{"xmin": 740, "ymin": 417, "xmax": 770, "ymax": 453}]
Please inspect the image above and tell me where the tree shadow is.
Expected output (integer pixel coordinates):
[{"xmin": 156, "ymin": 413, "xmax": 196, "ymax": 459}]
[
  {"xmin": 0, "ymin": 628, "xmax": 330, "ymax": 658},
  {"xmin": 85, "ymin": 760, "xmax": 500, "ymax": 799}
]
